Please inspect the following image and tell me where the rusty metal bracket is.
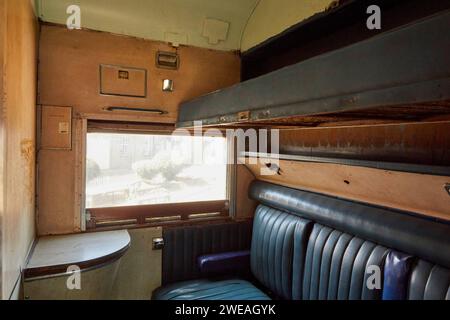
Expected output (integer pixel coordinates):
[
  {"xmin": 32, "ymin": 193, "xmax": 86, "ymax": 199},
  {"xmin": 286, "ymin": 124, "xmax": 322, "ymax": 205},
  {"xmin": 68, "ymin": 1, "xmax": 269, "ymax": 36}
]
[
  {"xmin": 237, "ymin": 111, "xmax": 250, "ymax": 122},
  {"xmin": 445, "ymin": 183, "xmax": 450, "ymax": 197}
]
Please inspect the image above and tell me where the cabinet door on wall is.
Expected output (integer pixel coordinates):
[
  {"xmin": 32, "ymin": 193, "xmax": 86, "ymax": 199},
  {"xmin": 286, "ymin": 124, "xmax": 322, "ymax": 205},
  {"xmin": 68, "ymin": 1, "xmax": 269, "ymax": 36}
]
[{"xmin": 40, "ymin": 105, "xmax": 72, "ymax": 150}]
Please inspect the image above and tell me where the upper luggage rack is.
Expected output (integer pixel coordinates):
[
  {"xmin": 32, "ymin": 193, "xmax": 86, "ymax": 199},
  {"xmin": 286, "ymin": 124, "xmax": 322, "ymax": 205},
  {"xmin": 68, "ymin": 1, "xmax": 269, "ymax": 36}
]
[{"xmin": 176, "ymin": 11, "xmax": 450, "ymax": 129}]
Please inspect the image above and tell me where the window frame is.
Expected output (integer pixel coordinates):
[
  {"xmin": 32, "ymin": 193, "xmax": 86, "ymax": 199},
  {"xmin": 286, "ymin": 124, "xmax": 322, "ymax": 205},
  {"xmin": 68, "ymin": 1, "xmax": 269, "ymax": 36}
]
[{"xmin": 81, "ymin": 120, "xmax": 234, "ymax": 230}]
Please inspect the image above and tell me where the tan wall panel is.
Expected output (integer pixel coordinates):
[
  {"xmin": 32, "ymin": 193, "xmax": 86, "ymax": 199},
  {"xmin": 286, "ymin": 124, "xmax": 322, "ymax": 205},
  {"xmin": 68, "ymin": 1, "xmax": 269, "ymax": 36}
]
[
  {"xmin": 38, "ymin": 24, "xmax": 240, "ymax": 122},
  {"xmin": 243, "ymin": 158, "xmax": 450, "ymax": 221},
  {"xmin": 1, "ymin": 0, "xmax": 38, "ymax": 299},
  {"xmin": 235, "ymin": 164, "xmax": 257, "ymax": 219},
  {"xmin": 111, "ymin": 227, "xmax": 162, "ymax": 299},
  {"xmin": 0, "ymin": 0, "xmax": 6, "ymax": 299},
  {"xmin": 37, "ymin": 25, "xmax": 240, "ymax": 235},
  {"xmin": 24, "ymin": 259, "xmax": 121, "ymax": 300},
  {"xmin": 37, "ymin": 149, "xmax": 76, "ymax": 235},
  {"xmin": 40, "ymin": 106, "xmax": 72, "ymax": 150}
]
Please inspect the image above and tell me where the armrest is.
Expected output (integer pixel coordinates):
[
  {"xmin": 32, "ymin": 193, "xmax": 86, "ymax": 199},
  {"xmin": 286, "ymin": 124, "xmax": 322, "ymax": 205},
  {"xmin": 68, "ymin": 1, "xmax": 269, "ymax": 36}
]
[{"xmin": 197, "ymin": 250, "xmax": 251, "ymax": 277}]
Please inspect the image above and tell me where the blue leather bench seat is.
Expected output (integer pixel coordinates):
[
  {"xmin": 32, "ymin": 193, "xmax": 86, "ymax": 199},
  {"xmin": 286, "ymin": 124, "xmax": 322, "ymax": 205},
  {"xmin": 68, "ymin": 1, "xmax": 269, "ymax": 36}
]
[
  {"xmin": 407, "ymin": 260, "xmax": 450, "ymax": 300},
  {"xmin": 152, "ymin": 279, "xmax": 270, "ymax": 300},
  {"xmin": 161, "ymin": 221, "xmax": 253, "ymax": 285},
  {"xmin": 298, "ymin": 224, "xmax": 389, "ymax": 300},
  {"xmin": 153, "ymin": 181, "xmax": 450, "ymax": 300},
  {"xmin": 250, "ymin": 206, "xmax": 312, "ymax": 300},
  {"xmin": 154, "ymin": 205, "xmax": 311, "ymax": 300}
]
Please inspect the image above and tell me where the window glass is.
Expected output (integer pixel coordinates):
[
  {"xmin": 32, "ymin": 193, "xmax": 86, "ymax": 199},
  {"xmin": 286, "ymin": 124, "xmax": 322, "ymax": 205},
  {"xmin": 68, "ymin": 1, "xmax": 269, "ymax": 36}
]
[{"xmin": 86, "ymin": 133, "xmax": 227, "ymax": 208}]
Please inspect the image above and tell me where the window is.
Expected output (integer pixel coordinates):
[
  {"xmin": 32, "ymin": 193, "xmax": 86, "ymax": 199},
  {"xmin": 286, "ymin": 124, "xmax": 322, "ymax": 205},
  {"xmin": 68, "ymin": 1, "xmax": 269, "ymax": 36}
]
[{"xmin": 85, "ymin": 132, "xmax": 228, "ymax": 210}]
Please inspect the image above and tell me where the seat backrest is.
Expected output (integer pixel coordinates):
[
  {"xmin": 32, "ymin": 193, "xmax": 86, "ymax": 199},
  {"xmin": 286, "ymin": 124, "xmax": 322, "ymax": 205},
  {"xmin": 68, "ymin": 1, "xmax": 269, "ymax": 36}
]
[
  {"xmin": 298, "ymin": 223, "xmax": 389, "ymax": 300},
  {"xmin": 407, "ymin": 260, "xmax": 450, "ymax": 300},
  {"xmin": 250, "ymin": 204, "xmax": 312, "ymax": 300},
  {"xmin": 249, "ymin": 180, "xmax": 450, "ymax": 301},
  {"xmin": 162, "ymin": 220, "xmax": 253, "ymax": 284}
]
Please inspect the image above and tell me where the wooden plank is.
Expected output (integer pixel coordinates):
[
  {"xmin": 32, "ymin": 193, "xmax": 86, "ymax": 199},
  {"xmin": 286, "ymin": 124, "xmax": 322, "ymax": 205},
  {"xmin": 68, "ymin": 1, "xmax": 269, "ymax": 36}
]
[
  {"xmin": 278, "ymin": 121, "xmax": 450, "ymax": 166},
  {"xmin": 243, "ymin": 152, "xmax": 450, "ymax": 176},
  {"xmin": 87, "ymin": 120, "xmax": 174, "ymax": 134},
  {"xmin": 242, "ymin": 157, "xmax": 450, "ymax": 221}
]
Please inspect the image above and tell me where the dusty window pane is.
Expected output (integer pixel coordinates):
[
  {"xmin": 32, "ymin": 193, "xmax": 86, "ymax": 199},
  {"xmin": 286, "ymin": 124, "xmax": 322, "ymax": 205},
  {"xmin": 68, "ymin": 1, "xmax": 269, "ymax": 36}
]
[{"xmin": 86, "ymin": 133, "xmax": 227, "ymax": 208}]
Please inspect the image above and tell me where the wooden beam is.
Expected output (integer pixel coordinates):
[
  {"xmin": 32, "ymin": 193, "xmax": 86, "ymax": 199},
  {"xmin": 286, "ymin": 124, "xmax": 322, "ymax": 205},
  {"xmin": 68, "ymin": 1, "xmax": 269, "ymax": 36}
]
[{"xmin": 241, "ymin": 157, "xmax": 450, "ymax": 221}]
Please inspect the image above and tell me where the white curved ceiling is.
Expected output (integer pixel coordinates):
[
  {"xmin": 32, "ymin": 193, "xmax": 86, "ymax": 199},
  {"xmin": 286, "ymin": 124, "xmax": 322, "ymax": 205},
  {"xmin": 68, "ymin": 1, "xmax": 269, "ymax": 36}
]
[
  {"xmin": 36, "ymin": 0, "xmax": 259, "ymax": 51},
  {"xmin": 36, "ymin": 0, "xmax": 330, "ymax": 52}
]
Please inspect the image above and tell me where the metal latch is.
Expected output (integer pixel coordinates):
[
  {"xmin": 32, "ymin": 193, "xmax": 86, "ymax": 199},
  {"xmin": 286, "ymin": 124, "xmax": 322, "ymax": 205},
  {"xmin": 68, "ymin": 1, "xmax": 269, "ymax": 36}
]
[
  {"xmin": 237, "ymin": 111, "xmax": 250, "ymax": 122},
  {"xmin": 156, "ymin": 51, "xmax": 179, "ymax": 70},
  {"xmin": 152, "ymin": 237, "xmax": 165, "ymax": 250}
]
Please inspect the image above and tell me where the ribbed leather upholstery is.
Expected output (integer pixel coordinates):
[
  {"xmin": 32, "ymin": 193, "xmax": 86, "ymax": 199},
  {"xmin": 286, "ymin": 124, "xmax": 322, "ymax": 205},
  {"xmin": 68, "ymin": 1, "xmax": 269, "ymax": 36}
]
[
  {"xmin": 251, "ymin": 205, "xmax": 312, "ymax": 300},
  {"xmin": 299, "ymin": 224, "xmax": 389, "ymax": 300},
  {"xmin": 162, "ymin": 221, "xmax": 252, "ymax": 284},
  {"xmin": 249, "ymin": 181, "xmax": 450, "ymax": 269},
  {"xmin": 407, "ymin": 260, "xmax": 450, "ymax": 300},
  {"xmin": 154, "ymin": 181, "xmax": 450, "ymax": 300},
  {"xmin": 153, "ymin": 279, "xmax": 270, "ymax": 300}
]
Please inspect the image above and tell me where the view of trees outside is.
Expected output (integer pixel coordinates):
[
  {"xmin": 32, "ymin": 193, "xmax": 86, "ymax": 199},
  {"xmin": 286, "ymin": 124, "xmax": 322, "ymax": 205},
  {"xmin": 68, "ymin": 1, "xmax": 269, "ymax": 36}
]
[{"xmin": 86, "ymin": 133, "xmax": 227, "ymax": 208}]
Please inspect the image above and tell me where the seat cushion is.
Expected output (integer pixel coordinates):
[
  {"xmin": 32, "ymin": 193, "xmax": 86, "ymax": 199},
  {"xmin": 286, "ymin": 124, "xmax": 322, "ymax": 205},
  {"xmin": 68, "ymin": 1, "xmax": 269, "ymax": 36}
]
[{"xmin": 152, "ymin": 279, "xmax": 271, "ymax": 300}]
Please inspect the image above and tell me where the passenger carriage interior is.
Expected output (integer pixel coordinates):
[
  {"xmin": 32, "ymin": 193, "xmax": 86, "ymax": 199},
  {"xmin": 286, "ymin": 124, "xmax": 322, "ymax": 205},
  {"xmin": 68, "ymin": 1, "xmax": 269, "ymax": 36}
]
[{"xmin": 1, "ymin": 0, "xmax": 450, "ymax": 305}]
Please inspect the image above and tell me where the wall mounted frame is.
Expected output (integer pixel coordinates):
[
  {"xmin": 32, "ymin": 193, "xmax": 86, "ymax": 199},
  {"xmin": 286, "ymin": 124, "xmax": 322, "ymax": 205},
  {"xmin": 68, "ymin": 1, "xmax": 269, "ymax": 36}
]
[{"xmin": 100, "ymin": 64, "xmax": 147, "ymax": 98}]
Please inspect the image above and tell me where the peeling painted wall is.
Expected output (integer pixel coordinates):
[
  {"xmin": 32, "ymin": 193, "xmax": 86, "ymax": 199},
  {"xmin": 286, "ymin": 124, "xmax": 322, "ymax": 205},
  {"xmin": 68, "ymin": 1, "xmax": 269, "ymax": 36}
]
[
  {"xmin": 0, "ymin": 0, "xmax": 38, "ymax": 299},
  {"xmin": 36, "ymin": 25, "xmax": 240, "ymax": 236}
]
